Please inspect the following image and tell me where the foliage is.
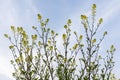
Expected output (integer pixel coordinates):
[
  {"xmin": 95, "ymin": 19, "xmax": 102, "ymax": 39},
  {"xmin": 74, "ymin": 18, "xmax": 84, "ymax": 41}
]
[{"xmin": 5, "ymin": 4, "xmax": 117, "ymax": 80}]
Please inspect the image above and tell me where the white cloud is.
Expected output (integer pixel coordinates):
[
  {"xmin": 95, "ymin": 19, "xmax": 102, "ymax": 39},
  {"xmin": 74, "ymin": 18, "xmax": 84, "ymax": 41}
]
[
  {"xmin": 0, "ymin": 0, "xmax": 39, "ymax": 79},
  {"xmin": 100, "ymin": 0, "xmax": 120, "ymax": 25},
  {"xmin": 0, "ymin": 0, "xmax": 17, "ymax": 79},
  {"xmin": 0, "ymin": 50, "xmax": 14, "ymax": 80},
  {"xmin": 0, "ymin": 0, "xmax": 120, "ymax": 79}
]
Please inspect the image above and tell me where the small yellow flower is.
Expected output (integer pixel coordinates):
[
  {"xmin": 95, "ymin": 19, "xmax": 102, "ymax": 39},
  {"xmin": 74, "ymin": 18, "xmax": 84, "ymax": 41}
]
[
  {"xmin": 92, "ymin": 39, "xmax": 96, "ymax": 44},
  {"xmin": 62, "ymin": 34, "xmax": 66, "ymax": 41},
  {"xmin": 81, "ymin": 15, "xmax": 87, "ymax": 20},
  {"xmin": 99, "ymin": 18, "xmax": 103, "ymax": 24},
  {"xmin": 79, "ymin": 35, "xmax": 83, "ymax": 41},
  {"xmin": 38, "ymin": 14, "xmax": 42, "ymax": 20},
  {"xmin": 92, "ymin": 4, "xmax": 96, "ymax": 9}
]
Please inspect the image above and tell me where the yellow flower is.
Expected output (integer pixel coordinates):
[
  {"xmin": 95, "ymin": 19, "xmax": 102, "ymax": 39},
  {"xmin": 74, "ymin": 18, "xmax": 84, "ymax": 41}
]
[
  {"xmin": 92, "ymin": 4, "xmax": 96, "ymax": 9},
  {"xmin": 99, "ymin": 18, "xmax": 103, "ymax": 24},
  {"xmin": 62, "ymin": 34, "xmax": 66, "ymax": 41},
  {"xmin": 81, "ymin": 15, "xmax": 87, "ymax": 20},
  {"xmin": 79, "ymin": 35, "xmax": 83, "ymax": 41},
  {"xmin": 38, "ymin": 14, "xmax": 42, "ymax": 20}
]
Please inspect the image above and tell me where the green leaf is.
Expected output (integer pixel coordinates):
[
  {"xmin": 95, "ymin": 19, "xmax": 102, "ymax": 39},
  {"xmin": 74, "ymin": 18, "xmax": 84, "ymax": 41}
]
[
  {"xmin": 32, "ymin": 26, "xmax": 37, "ymax": 30},
  {"xmin": 92, "ymin": 50, "xmax": 96, "ymax": 54},
  {"xmin": 81, "ymin": 58, "xmax": 86, "ymax": 63},
  {"xmin": 9, "ymin": 45, "xmax": 14, "ymax": 49},
  {"xmin": 103, "ymin": 31, "xmax": 107, "ymax": 36},
  {"xmin": 68, "ymin": 58, "xmax": 72, "ymax": 62},
  {"xmin": 41, "ymin": 22, "xmax": 45, "ymax": 27},
  {"xmin": 22, "ymin": 31, "xmax": 28, "ymax": 38},
  {"xmin": 43, "ymin": 59, "xmax": 46, "ymax": 64},
  {"xmin": 38, "ymin": 41, "xmax": 41, "ymax": 46},
  {"xmin": 111, "ymin": 45, "xmax": 114, "ymax": 49},
  {"xmin": 56, "ymin": 33, "xmax": 58, "ymax": 36},
  {"xmin": 45, "ymin": 18, "xmax": 49, "ymax": 24},
  {"xmin": 50, "ymin": 46, "xmax": 53, "ymax": 50},
  {"xmin": 4, "ymin": 34, "xmax": 9, "ymax": 38},
  {"xmin": 15, "ymin": 58, "xmax": 20, "ymax": 63},
  {"xmin": 17, "ymin": 27, "xmax": 20, "ymax": 32},
  {"xmin": 70, "ymin": 68, "xmax": 75, "ymax": 73},
  {"xmin": 51, "ymin": 30, "xmax": 55, "ymax": 36},
  {"xmin": 98, "ymin": 55, "xmax": 102, "ymax": 59},
  {"xmin": 10, "ymin": 60, "xmax": 14, "ymax": 64},
  {"xmin": 23, "ymin": 40, "xmax": 28, "ymax": 46},
  {"xmin": 80, "ymin": 44, "xmax": 84, "ymax": 47},
  {"xmin": 74, "ymin": 31, "xmax": 77, "ymax": 35},
  {"xmin": 59, "ymin": 63, "xmax": 64, "ymax": 67},
  {"xmin": 20, "ymin": 27, "xmax": 23, "ymax": 31},
  {"xmin": 73, "ymin": 43, "xmax": 78, "ymax": 49},
  {"xmin": 47, "ymin": 28, "xmax": 50, "ymax": 32},
  {"xmin": 64, "ymin": 25, "xmax": 67, "ymax": 29},
  {"xmin": 57, "ymin": 54, "xmax": 64, "ymax": 59},
  {"xmin": 79, "ymin": 35, "xmax": 83, "ymax": 41}
]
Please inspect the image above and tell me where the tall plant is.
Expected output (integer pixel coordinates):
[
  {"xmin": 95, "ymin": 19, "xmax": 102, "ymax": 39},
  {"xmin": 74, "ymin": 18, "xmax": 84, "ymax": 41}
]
[{"xmin": 5, "ymin": 4, "xmax": 117, "ymax": 80}]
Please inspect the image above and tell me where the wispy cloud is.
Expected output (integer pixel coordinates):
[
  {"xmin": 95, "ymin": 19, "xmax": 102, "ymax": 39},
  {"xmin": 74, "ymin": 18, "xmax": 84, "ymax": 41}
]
[
  {"xmin": 1, "ymin": 0, "xmax": 120, "ymax": 79},
  {"xmin": 0, "ymin": 0, "xmax": 39, "ymax": 79},
  {"xmin": 0, "ymin": 0, "xmax": 17, "ymax": 79},
  {"xmin": 99, "ymin": 0, "xmax": 120, "ymax": 25}
]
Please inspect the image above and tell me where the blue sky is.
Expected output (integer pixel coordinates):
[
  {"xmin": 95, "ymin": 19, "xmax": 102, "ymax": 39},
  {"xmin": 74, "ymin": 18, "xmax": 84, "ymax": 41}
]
[{"xmin": 0, "ymin": 0, "xmax": 120, "ymax": 79}]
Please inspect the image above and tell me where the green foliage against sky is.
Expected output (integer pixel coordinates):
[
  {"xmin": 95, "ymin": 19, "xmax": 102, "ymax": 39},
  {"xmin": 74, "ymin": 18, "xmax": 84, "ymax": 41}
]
[{"xmin": 5, "ymin": 4, "xmax": 118, "ymax": 80}]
